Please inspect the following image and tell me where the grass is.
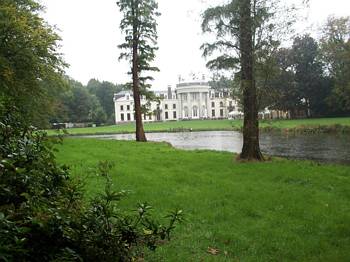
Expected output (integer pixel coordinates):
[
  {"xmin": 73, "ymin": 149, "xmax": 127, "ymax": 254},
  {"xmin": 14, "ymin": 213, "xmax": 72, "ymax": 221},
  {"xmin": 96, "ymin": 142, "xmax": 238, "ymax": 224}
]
[
  {"xmin": 48, "ymin": 117, "xmax": 350, "ymax": 136},
  {"xmin": 56, "ymin": 138, "xmax": 350, "ymax": 261}
]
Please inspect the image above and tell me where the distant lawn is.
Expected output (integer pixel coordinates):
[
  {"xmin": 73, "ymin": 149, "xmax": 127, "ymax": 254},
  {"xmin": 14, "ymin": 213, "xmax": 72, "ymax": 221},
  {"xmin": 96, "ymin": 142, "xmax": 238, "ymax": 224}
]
[
  {"xmin": 56, "ymin": 138, "xmax": 350, "ymax": 261},
  {"xmin": 47, "ymin": 117, "xmax": 350, "ymax": 136}
]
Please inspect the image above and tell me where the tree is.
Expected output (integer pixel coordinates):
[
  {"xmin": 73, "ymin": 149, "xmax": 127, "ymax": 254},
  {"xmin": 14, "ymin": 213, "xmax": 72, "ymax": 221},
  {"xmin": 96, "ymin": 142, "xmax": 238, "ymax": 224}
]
[
  {"xmin": 266, "ymin": 48, "xmax": 301, "ymax": 117},
  {"xmin": 201, "ymin": 1, "xmax": 260, "ymax": 160},
  {"xmin": 291, "ymin": 35, "xmax": 327, "ymax": 117},
  {"xmin": 320, "ymin": 16, "xmax": 350, "ymax": 113},
  {"xmin": 87, "ymin": 79, "xmax": 125, "ymax": 124},
  {"xmin": 117, "ymin": 0, "xmax": 160, "ymax": 142},
  {"xmin": 201, "ymin": 0, "xmax": 301, "ymax": 160},
  {"xmin": 238, "ymin": 0, "xmax": 264, "ymax": 160},
  {"xmin": 64, "ymin": 79, "xmax": 107, "ymax": 123},
  {"xmin": 49, "ymin": 78, "xmax": 107, "ymax": 124},
  {"xmin": 0, "ymin": 0, "xmax": 66, "ymax": 127}
]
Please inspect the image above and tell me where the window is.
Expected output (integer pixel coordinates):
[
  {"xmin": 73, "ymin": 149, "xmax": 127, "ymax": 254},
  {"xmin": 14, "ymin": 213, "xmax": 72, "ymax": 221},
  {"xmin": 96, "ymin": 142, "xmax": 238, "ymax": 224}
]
[
  {"xmin": 143, "ymin": 114, "xmax": 146, "ymax": 120},
  {"xmin": 229, "ymin": 101, "xmax": 233, "ymax": 107},
  {"xmin": 212, "ymin": 110, "xmax": 215, "ymax": 117},
  {"xmin": 184, "ymin": 106, "xmax": 189, "ymax": 118},
  {"xmin": 183, "ymin": 94, "xmax": 187, "ymax": 101},
  {"xmin": 149, "ymin": 115, "xmax": 152, "ymax": 120},
  {"xmin": 165, "ymin": 112, "xmax": 169, "ymax": 119},
  {"xmin": 121, "ymin": 113, "xmax": 124, "ymax": 121},
  {"xmin": 173, "ymin": 111, "xmax": 177, "ymax": 119},
  {"xmin": 127, "ymin": 105, "xmax": 130, "ymax": 111},
  {"xmin": 165, "ymin": 104, "xmax": 168, "ymax": 110},
  {"xmin": 220, "ymin": 101, "xmax": 224, "ymax": 107},
  {"xmin": 120, "ymin": 105, "xmax": 124, "ymax": 111},
  {"xmin": 173, "ymin": 104, "xmax": 176, "ymax": 109},
  {"xmin": 211, "ymin": 102, "xmax": 215, "ymax": 107},
  {"xmin": 193, "ymin": 106, "xmax": 198, "ymax": 117},
  {"xmin": 202, "ymin": 106, "xmax": 207, "ymax": 117},
  {"xmin": 127, "ymin": 113, "xmax": 131, "ymax": 121},
  {"xmin": 220, "ymin": 109, "xmax": 224, "ymax": 117}
]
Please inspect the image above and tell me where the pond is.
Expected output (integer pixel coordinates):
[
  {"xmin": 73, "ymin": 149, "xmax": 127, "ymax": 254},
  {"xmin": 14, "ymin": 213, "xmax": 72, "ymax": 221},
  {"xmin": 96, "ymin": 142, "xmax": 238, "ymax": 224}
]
[{"xmin": 83, "ymin": 131, "xmax": 350, "ymax": 164}]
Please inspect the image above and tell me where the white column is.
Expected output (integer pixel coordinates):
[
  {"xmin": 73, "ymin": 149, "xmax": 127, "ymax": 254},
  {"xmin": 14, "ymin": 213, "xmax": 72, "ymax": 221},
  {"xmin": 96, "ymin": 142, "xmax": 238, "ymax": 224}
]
[
  {"xmin": 199, "ymin": 92, "xmax": 202, "ymax": 118},
  {"xmin": 189, "ymin": 92, "xmax": 192, "ymax": 118}
]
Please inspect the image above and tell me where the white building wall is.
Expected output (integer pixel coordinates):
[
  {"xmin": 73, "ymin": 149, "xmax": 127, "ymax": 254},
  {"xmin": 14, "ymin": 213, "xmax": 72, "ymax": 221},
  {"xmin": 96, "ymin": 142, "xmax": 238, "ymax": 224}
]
[{"xmin": 113, "ymin": 82, "xmax": 241, "ymax": 124}]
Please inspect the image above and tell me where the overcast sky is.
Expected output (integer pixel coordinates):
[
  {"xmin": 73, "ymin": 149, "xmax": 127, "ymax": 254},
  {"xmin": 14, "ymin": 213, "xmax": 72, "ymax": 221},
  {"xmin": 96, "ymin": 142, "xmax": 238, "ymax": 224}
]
[{"xmin": 41, "ymin": 0, "xmax": 350, "ymax": 89}]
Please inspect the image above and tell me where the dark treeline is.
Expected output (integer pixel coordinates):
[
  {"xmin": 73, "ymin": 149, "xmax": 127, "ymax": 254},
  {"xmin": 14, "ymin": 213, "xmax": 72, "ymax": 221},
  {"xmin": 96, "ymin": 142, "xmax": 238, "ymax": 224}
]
[
  {"xmin": 260, "ymin": 16, "xmax": 350, "ymax": 118},
  {"xmin": 50, "ymin": 78, "xmax": 126, "ymax": 126},
  {"xmin": 208, "ymin": 17, "xmax": 350, "ymax": 119}
]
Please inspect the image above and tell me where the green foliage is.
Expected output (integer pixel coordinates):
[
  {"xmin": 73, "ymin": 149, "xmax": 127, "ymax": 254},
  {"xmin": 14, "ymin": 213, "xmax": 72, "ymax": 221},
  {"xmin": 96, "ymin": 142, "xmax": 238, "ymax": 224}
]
[
  {"xmin": 117, "ymin": 0, "xmax": 160, "ymax": 86},
  {"xmin": 201, "ymin": 0, "xmax": 296, "ymax": 72},
  {"xmin": 267, "ymin": 35, "xmax": 331, "ymax": 117},
  {"xmin": 117, "ymin": 0, "xmax": 161, "ymax": 141},
  {"xmin": 0, "ymin": 111, "xmax": 183, "ymax": 261},
  {"xmin": 117, "ymin": 0, "xmax": 160, "ymax": 78},
  {"xmin": 267, "ymin": 28, "xmax": 350, "ymax": 117},
  {"xmin": 51, "ymin": 78, "xmax": 109, "ymax": 124},
  {"xmin": 87, "ymin": 79, "xmax": 125, "ymax": 124},
  {"xmin": 0, "ymin": 0, "xmax": 66, "ymax": 127},
  {"xmin": 320, "ymin": 16, "xmax": 350, "ymax": 112}
]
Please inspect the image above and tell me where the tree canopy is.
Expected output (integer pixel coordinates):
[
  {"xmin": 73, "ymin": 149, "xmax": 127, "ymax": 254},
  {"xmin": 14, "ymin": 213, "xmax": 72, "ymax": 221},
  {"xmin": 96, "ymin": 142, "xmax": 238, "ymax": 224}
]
[
  {"xmin": 0, "ymin": 0, "xmax": 66, "ymax": 126},
  {"xmin": 117, "ymin": 0, "xmax": 160, "ymax": 141}
]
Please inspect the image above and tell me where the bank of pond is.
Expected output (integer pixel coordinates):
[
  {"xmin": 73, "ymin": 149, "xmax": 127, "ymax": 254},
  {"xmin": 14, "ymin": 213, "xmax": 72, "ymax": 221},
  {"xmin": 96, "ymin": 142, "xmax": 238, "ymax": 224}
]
[
  {"xmin": 81, "ymin": 131, "xmax": 350, "ymax": 164},
  {"xmin": 47, "ymin": 117, "xmax": 350, "ymax": 136}
]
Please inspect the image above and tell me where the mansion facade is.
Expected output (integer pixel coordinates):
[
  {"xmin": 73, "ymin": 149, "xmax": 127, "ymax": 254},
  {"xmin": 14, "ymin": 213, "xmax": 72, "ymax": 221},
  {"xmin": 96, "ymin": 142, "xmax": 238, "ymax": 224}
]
[{"xmin": 113, "ymin": 82, "xmax": 241, "ymax": 123}]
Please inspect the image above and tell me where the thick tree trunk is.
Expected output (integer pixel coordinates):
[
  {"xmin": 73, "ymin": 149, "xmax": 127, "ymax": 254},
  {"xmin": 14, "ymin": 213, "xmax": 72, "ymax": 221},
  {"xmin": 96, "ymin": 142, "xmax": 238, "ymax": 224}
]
[
  {"xmin": 132, "ymin": 2, "xmax": 147, "ymax": 142},
  {"xmin": 239, "ymin": 0, "xmax": 263, "ymax": 160}
]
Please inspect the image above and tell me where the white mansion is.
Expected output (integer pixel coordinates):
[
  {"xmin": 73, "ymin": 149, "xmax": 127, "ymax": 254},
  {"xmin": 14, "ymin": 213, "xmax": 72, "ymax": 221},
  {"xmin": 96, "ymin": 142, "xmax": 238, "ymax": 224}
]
[{"xmin": 113, "ymin": 81, "xmax": 242, "ymax": 123}]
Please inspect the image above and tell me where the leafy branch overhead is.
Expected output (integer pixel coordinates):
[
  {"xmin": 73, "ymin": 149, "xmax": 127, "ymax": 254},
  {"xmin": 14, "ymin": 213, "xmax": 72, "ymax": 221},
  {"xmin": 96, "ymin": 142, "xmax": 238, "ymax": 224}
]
[
  {"xmin": 0, "ymin": 0, "xmax": 67, "ymax": 126},
  {"xmin": 201, "ymin": 0, "xmax": 298, "ymax": 72},
  {"xmin": 117, "ymin": 0, "xmax": 160, "ymax": 77}
]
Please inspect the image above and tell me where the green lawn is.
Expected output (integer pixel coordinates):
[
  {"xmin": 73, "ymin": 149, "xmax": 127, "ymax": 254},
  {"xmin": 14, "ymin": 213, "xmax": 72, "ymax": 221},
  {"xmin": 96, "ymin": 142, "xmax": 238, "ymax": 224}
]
[
  {"xmin": 48, "ymin": 117, "xmax": 350, "ymax": 136},
  {"xmin": 56, "ymin": 138, "xmax": 350, "ymax": 261}
]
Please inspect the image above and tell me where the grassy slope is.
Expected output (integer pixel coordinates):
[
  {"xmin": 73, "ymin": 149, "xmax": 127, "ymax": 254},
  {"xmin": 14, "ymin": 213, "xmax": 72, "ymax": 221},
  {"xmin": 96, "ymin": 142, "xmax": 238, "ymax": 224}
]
[
  {"xmin": 56, "ymin": 138, "xmax": 350, "ymax": 261},
  {"xmin": 48, "ymin": 117, "xmax": 350, "ymax": 136}
]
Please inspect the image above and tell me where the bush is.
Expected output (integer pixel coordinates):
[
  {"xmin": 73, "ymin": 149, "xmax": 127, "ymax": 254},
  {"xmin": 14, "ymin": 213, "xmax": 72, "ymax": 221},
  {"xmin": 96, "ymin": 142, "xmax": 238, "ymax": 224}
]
[{"xmin": 0, "ymin": 111, "xmax": 183, "ymax": 261}]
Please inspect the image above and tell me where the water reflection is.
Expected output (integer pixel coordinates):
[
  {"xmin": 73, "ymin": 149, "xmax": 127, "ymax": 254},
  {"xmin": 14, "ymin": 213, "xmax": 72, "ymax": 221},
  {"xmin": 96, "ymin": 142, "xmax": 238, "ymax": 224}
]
[{"xmin": 83, "ymin": 131, "xmax": 350, "ymax": 164}]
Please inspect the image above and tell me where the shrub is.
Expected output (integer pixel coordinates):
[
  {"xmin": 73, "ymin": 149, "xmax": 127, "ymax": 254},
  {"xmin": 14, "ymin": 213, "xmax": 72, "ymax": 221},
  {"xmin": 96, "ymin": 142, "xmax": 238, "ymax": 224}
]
[{"xmin": 0, "ymin": 111, "xmax": 183, "ymax": 261}]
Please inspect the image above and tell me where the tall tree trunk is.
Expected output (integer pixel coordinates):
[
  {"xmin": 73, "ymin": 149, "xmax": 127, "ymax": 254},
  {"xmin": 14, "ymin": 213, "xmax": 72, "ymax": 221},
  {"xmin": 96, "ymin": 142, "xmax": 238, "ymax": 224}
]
[
  {"xmin": 132, "ymin": 1, "xmax": 147, "ymax": 142},
  {"xmin": 239, "ymin": 0, "xmax": 263, "ymax": 160}
]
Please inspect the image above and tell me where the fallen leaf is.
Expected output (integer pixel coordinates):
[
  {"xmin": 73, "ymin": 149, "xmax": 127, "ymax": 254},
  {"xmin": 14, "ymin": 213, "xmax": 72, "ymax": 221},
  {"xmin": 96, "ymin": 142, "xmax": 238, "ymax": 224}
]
[{"xmin": 207, "ymin": 247, "xmax": 220, "ymax": 255}]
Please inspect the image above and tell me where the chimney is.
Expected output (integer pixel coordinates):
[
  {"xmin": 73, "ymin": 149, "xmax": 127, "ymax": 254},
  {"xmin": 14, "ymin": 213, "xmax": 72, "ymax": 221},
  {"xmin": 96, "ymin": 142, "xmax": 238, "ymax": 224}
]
[{"xmin": 167, "ymin": 85, "xmax": 172, "ymax": 99}]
